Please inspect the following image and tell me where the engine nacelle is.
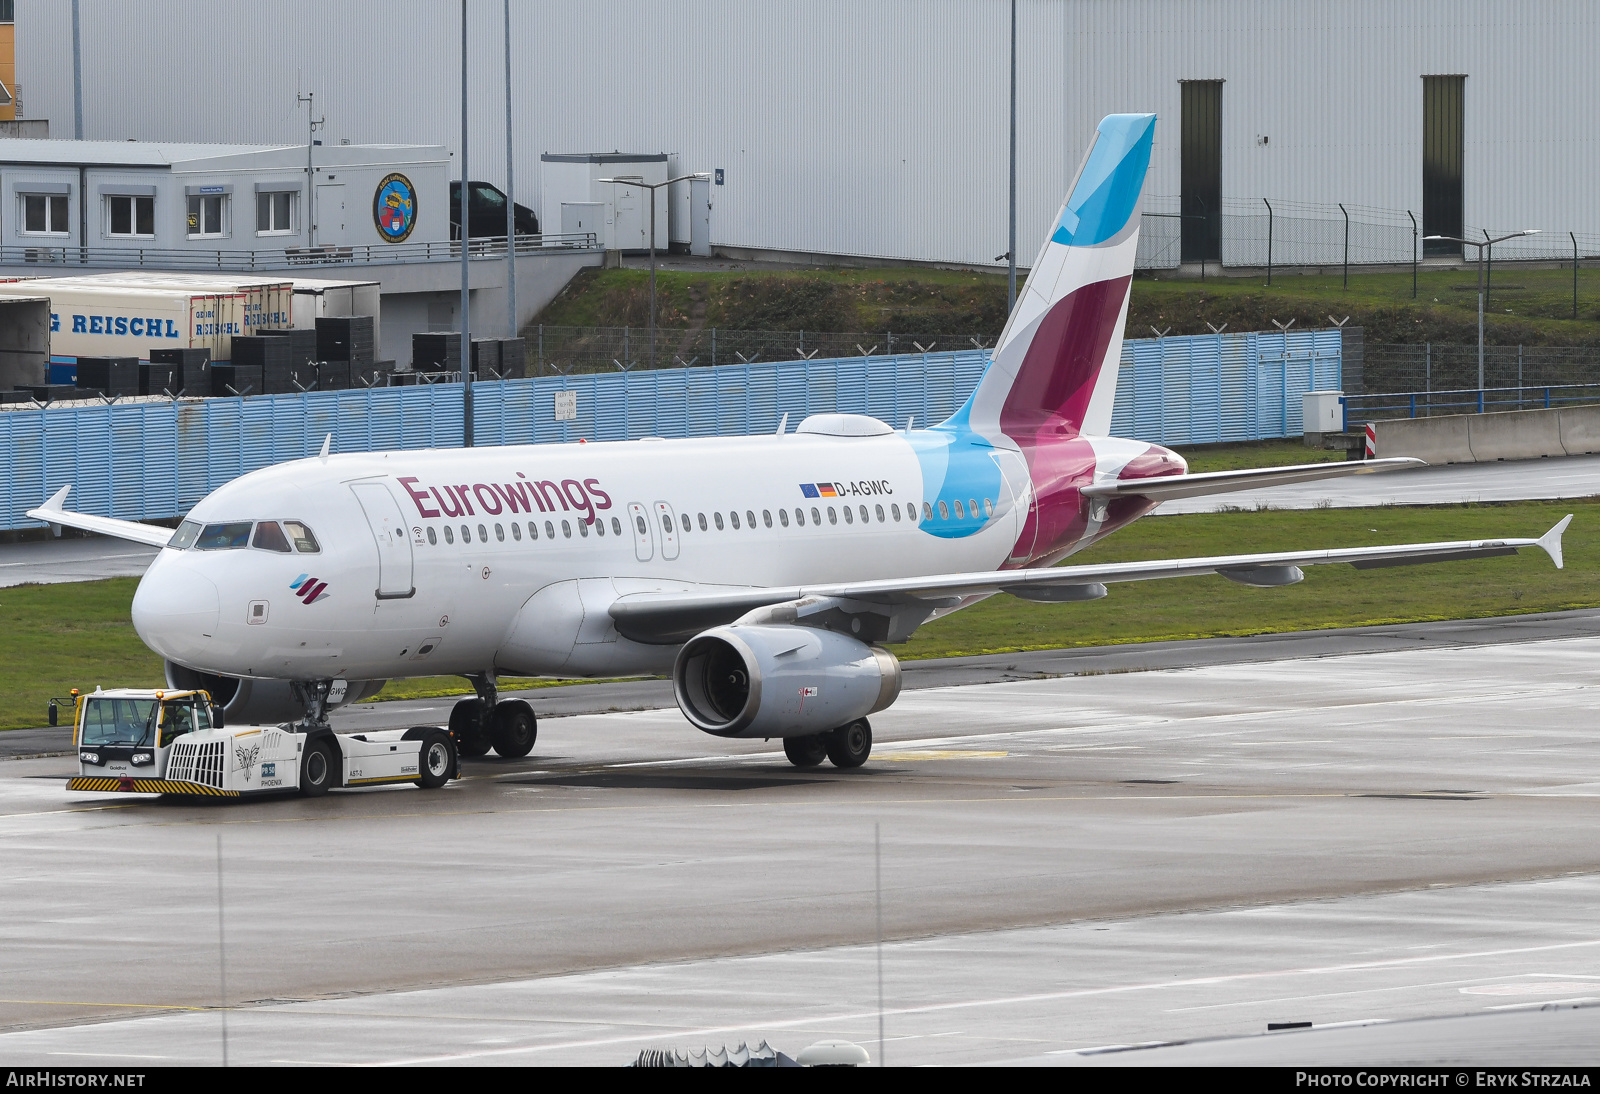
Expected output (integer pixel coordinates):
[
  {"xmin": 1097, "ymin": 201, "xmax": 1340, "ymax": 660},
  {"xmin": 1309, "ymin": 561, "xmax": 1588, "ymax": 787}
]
[
  {"xmin": 163, "ymin": 662, "xmax": 384, "ymax": 726},
  {"xmin": 673, "ymin": 625, "xmax": 901, "ymax": 738}
]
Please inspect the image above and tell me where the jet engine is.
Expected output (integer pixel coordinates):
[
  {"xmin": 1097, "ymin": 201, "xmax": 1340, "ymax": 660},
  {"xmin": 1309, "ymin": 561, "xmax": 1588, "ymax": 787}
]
[
  {"xmin": 673, "ymin": 625, "xmax": 901, "ymax": 738},
  {"xmin": 163, "ymin": 662, "xmax": 384, "ymax": 726}
]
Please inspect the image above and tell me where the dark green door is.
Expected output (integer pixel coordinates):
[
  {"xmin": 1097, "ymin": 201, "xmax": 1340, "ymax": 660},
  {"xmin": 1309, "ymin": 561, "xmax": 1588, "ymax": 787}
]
[{"xmin": 1181, "ymin": 80, "xmax": 1223, "ymax": 264}]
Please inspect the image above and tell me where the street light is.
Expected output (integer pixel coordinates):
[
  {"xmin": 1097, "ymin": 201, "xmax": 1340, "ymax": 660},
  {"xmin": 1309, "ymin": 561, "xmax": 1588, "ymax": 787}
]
[
  {"xmin": 596, "ymin": 173, "xmax": 707, "ymax": 369},
  {"xmin": 1423, "ymin": 229, "xmax": 1540, "ymax": 404}
]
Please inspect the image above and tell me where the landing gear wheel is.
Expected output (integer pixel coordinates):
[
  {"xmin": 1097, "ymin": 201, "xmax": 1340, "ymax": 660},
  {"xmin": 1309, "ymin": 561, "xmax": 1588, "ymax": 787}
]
[
  {"xmin": 490, "ymin": 699, "xmax": 537, "ymax": 759},
  {"xmin": 783, "ymin": 734, "xmax": 829, "ymax": 768},
  {"xmin": 825, "ymin": 718, "xmax": 873, "ymax": 769},
  {"xmin": 449, "ymin": 698, "xmax": 491, "ymax": 757},
  {"xmin": 415, "ymin": 731, "xmax": 456, "ymax": 789},
  {"xmin": 298, "ymin": 738, "xmax": 336, "ymax": 796}
]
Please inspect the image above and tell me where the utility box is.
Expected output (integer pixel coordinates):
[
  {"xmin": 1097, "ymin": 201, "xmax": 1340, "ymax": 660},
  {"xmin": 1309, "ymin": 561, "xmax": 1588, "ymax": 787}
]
[
  {"xmin": 0, "ymin": 297, "xmax": 51, "ymax": 391},
  {"xmin": 540, "ymin": 153, "xmax": 668, "ymax": 252},
  {"xmin": 560, "ymin": 201, "xmax": 605, "ymax": 244},
  {"xmin": 1303, "ymin": 390, "xmax": 1344, "ymax": 446}
]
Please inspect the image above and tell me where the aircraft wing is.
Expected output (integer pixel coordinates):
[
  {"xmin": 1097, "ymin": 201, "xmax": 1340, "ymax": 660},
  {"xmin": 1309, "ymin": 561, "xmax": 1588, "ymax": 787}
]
[
  {"xmin": 609, "ymin": 516, "xmax": 1571, "ymax": 644},
  {"xmin": 25, "ymin": 486, "xmax": 176, "ymax": 549},
  {"xmin": 1079, "ymin": 457, "xmax": 1425, "ymax": 502}
]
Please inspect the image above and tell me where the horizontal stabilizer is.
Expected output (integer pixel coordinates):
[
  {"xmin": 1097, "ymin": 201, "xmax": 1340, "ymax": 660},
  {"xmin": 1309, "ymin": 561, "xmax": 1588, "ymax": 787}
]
[{"xmin": 1080, "ymin": 457, "xmax": 1425, "ymax": 502}]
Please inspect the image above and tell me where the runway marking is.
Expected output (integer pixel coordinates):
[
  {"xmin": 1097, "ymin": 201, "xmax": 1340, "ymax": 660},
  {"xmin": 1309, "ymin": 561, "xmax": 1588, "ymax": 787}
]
[
  {"xmin": 1461, "ymin": 981, "xmax": 1600, "ymax": 995},
  {"xmin": 878, "ymin": 751, "xmax": 1008, "ymax": 761},
  {"xmin": 47, "ymin": 1052, "xmax": 169, "ymax": 1060},
  {"xmin": 0, "ymin": 999, "xmax": 209, "ymax": 1012},
  {"xmin": 361, "ymin": 936, "xmax": 1600, "ymax": 1066},
  {"xmin": 1485, "ymin": 996, "xmax": 1600, "ymax": 1010}
]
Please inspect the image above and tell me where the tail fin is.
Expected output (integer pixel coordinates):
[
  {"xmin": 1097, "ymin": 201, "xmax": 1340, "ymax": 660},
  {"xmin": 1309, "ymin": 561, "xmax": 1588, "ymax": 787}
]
[{"xmin": 964, "ymin": 113, "xmax": 1155, "ymax": 444}]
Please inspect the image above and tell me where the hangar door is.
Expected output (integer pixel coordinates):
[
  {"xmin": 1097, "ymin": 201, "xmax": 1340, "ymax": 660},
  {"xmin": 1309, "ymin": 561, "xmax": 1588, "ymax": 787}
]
[
  {"xmin": 1180, "ymin": 80, "xmax": 1223, "ymax": 264},
  {"xmin": 1422, "ymin": 75, "xmax": 1465, "ymax": 257}
]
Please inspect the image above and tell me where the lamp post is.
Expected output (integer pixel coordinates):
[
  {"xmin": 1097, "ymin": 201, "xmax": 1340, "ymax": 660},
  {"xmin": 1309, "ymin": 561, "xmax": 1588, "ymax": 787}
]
[
  {"xmin": 1423, "ymin": 229, "xmax": 1540, "ymax": 401},
  {"xmin": 596, "ymin": 173, "xmax": 706, "ymax": 368}
]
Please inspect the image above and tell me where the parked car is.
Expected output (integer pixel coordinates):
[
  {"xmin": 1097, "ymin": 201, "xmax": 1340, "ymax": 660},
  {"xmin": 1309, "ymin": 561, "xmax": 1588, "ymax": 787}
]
[{"xmin": 449, "ymin": 180, "xmax": 539, "ymax": 239}]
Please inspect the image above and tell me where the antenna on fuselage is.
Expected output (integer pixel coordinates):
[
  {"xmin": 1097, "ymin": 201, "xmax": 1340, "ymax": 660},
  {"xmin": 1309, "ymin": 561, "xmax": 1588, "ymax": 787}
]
[
  {"xmin": 904, "ymin": 415, "xmax": 914, "ymax": 434},
  {"xmin": 318, "ymin": 434, "xmax": 332, "ymax": 459},
  {"xmin": 775, "ymin": 413, "xmax": 788, "ymax": 436}
]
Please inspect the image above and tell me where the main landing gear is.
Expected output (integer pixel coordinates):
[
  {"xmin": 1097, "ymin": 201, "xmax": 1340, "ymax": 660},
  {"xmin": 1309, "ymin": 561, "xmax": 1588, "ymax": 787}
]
[
  {"xmin": 449, "ymin": 671, "xmax": 538, "ymax": 760},
  {"xmin": 783, "ymin": 718, "xmax": 872, "ymax": 770}
]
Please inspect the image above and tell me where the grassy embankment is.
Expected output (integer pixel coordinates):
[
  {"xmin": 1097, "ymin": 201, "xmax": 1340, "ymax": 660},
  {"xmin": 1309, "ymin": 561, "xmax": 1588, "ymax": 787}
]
[
  {"xmin": 535, "ymin": 264, "xmax": 1600, "ymax": 347},
  {"xmin": 3, "ymin": 498, "xmax": 1591, "ymax": 729}
]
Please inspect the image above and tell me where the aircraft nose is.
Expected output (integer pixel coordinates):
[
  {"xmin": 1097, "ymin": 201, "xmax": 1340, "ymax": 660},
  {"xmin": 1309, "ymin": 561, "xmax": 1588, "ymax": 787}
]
[{"xmin": 131, "ymin": 558, "xmax": 220, "ymax": 663}]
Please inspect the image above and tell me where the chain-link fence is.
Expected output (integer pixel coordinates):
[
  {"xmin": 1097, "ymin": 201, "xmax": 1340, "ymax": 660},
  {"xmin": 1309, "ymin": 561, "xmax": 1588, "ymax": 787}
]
[
  {"xmin": 1364, "ymin": 342, "xmax": 1600, "ymax": 394},
  {"xmin": 1136, "ymin": 196, "xmax": 1600, "ymax": 274},
  {"xmin": 525, "ymin": 325, "xmax": 998, "ymax": 375}
]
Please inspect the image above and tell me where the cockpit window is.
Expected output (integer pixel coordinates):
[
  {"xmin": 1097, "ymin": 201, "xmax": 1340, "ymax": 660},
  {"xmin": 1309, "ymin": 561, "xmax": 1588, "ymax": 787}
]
[
  {"xmin": 252, "ymin": 521, "xmax": 293, "ymax": 553},
  {"xmin": 169, "ymin": 520, "xmax": 202, "ymax": 550},
  {"xmin": 282, "ymin": 521, "xmax": 320, "ymax": 553},
  {"xmin": 196, "ymin": 522, "xmax": 254, "ymax": 550}
]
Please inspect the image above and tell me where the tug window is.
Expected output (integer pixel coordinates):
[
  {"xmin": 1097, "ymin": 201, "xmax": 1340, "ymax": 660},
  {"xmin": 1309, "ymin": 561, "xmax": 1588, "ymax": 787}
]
[
  {"xmin": 252, "ymin": 521, "xmax": 292, "ymax": 553},
  {"xmin": 763, "ymin": 510, "xmax": 773, "ymax": 528},
  {"xmin": 427, "ymin": 526, "xmax": 437, "ymax": 545},
  {"xmin": 714, "ymin": 512, "xmax": 725, "ymax": 530}
]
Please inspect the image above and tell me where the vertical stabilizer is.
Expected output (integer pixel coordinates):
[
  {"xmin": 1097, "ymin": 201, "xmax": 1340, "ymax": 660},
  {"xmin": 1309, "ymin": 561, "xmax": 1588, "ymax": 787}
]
[{"xmin": 964, "ymin": 113, "xmax": 1155, "ymax": 445}]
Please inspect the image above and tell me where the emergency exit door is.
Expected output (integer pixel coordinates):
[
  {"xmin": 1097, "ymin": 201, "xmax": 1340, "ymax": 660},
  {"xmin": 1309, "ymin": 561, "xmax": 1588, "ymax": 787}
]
[
  {"xmin": 350, "ymin": 481, "xmax": 415, "ymax": 599},
  {"xmin": 315, "ymin": 183, "xmax": 346, "ymax": 243},
  {"xmin": 689, "ymin": 175, "xmax": 711, "ymax": 257}
]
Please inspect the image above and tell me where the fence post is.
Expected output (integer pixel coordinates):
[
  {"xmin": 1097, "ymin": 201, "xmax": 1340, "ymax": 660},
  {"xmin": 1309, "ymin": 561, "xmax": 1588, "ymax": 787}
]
[
  {"xmin": 1339, "ymin": 203, "xmax": 1349, "ymax": 288},
  {"xmin": 1518, "ymin": 344, "xmax": 1523, "ymax": 408},
  {"xmin": 1264, "ymin": 198, "xmax": 1273, "ymax": 286},
  {"xmin": 538, "ymin": 324, "xmax": 543, "ymax": 374},
  {"xmin": 1574, "ymin": 232, "xmax": 1580, "ymax": 321},
  {"xmin": 712, "ymin": 327, "xmax": 716, "ymax": 366},
  {"xmin": 1408, "ymin": 210, "xmax": 1418, "ymax": 298}
]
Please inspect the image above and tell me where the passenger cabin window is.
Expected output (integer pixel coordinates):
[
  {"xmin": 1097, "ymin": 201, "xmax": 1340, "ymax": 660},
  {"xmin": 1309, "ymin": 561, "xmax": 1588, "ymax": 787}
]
[
  {"xmin": 444, "ymin": 525, "xmax": 455, "ymax": 543},
  {"xmin": 746, "ymin": 510, "xmax": 756, "ymax": 529},
  {"xmin": 923, "ymin": 502, "xmax": 934, "ymax": 521},
  {"xmin": 611, "ymin": 516, "xmax": 622, "ymax": 535},
  {"xmin": 714, "ymin": 512, "xmax": 725, "ymax": 531},
  {"xmin": 494, "ymin": 523, "xmax": 505, "ymax": 542},
  {"xmin": 252, "ymin": 521, "xmax": 292, "ymax": 553},
  {"xmin": 827, "ymin": 507, "xmax": 837, "ymax": 525},
  {"xmin": 511, "ymin": 522, "xmax": 521, "ymax": 541},
  {"xmin": 545, "ymin": 521, "xmax": 555, "ymax": 539},
  {"xmin": 106, "ymin": 194, "xmax": 155, "ymax": 238},
  {"xmin": 477, "ymin": 524, "xmax": 487, "ymax": 541},
  {"xmin": 562, "ymin": 521, "xmax": 572, "ymax": 538},
  {"xmin": 875, "ymin": 504, "xmax": 885, "ymax": 522},
  {"xmin": 578, "ymin": 519, "xmax": 589, "ymax": 538},
  {"xmin": 698, "ymin": 513, "xmax": 708, "ymax": 531},
  {"xmin": 461, "ymin": 525, "xmax": 471, "ymax": 543},
  {"xmin": 187, "ymin": 194, "xmax": 227, "ymax": 238},
  {"xmin": 984, "ymin": 498, "xmax": 995, "ymax": 517},
  {"xmin": 282, "ymin": 521, "xmax": 320, "ymax": 552},
  {"xmin": 778, "ymin": 509, "xmax": 789, "ymax": 527},
  {"xmin": 529, "ymin": 521, "xmax": 540, "ymax": 540},
  {"xmin": 21, "ymin": 193, "xmax": 69, "ymax": 235},
  {"xmin": 680, "ymin": 513, "xmax": 691, "ymax": 532},
  {"xmin": 196, "ymin": 522, "xmax": 252, "ymax": 550},
  {"xmin": 427, "ymin": 527, "xmax": 437, "ymax": 545},
  {"xmin": 842, "ymin": 506, "xmax": 853, "ymax": 525},
  {"xmin": 810, "ymin": 507, "xmax": 821, "ymax": 525},
  {"xmin": 763, "ymin": 510, "xmax": 773, "ymax": 528},
  {"xmin": 952, "ymin": 499, "xmax": 965, "ymax": 519},
  {"xmin": 728, "ymin": 511, "xmax": 739, "ymax": 530},
  {"xmin": 938, "ymin": 501, "xmax": 950, "ymax": 520}
]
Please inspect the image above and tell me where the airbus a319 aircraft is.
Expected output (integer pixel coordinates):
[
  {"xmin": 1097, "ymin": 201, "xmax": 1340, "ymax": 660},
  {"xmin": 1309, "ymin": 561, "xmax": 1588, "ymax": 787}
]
[{"xmin": 34, "ymin": 114, "xmax": 1570, "ymax": 770}]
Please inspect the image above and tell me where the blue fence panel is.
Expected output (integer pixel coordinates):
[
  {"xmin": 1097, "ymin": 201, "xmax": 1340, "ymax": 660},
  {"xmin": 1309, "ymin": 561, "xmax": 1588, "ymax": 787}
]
[{"xmin": 0, "ymin": 335, "xmax": 1340, "ymax": 530}]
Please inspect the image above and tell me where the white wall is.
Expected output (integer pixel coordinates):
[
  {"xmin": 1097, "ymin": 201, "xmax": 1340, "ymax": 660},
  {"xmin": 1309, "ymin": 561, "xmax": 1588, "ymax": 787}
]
[{"xmin": 17, "ymin": 0, "xmax": 1600, "ymax": 268}]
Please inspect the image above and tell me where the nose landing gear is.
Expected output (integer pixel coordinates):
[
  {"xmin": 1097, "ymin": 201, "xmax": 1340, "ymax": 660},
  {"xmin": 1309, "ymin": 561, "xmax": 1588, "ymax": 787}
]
[{"xmin": 450, "ymin": 671, "xmax": 539, "ymax": 760}]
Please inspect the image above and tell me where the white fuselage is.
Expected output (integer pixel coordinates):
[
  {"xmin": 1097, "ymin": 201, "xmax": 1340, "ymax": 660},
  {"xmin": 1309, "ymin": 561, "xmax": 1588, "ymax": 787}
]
[{"xmin": 132, "ymin": 427, "xmax": 1150, "ymax": 686}]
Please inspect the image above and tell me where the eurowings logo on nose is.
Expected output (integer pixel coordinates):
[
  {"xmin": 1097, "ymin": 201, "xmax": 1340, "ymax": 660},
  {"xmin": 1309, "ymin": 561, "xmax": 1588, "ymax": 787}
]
[{"xmin": 289, "ymin": 573, "xmax": 330, "ymax": 604}]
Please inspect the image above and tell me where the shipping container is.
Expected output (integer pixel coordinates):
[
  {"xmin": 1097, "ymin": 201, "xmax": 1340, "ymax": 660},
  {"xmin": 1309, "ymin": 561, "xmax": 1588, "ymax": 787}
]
[{"xmin": 0, "ymin": 281, "xmax": 245, "ymax": 372}]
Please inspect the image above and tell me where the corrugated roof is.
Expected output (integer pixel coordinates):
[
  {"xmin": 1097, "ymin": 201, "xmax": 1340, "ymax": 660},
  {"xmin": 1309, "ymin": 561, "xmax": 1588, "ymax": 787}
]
[{"xmin": 0, "ymin": 139, "xmax": 438, "ymax": 167}]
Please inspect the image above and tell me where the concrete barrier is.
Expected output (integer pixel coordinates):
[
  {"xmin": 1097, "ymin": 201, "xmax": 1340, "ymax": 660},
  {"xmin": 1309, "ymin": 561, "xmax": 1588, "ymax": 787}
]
[
  {"xmin": 1373, "ymin": 414, "xmax": 1475, "ymax": 464},
  {"xmin": 1374, "ymin": 402, "xmax": 1600, "ymax": 463},
  {"xmin": 1558, "ymin": 404, "xmax": 1600, "ymax": 456}
]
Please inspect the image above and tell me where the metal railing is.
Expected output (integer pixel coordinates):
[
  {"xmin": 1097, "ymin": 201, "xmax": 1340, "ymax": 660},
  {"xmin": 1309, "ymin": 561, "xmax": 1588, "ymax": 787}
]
[
  {"xmin": 0, "ymin": 232, "xmax": 599, "ymax": 272},
  {"xmin": 1343, "ymin": 382, "xmax": 1600, "ymax": 427},
  {"xmin": 1364, "ymin": 343, "xmax": 1600, "ymax": 395}
]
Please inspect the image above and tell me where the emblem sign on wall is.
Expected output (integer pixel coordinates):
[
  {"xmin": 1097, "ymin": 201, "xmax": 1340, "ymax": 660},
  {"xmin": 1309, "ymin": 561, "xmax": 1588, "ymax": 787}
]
[{"xmin": 373, "ymin": 173, "xmax": 418, "ymax": 242}]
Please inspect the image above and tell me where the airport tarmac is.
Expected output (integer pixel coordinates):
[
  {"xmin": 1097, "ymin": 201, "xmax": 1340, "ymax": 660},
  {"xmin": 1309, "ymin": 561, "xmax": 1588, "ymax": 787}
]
[
  {"xmin": 2, "ymin": 625, "xmax": 1598, "ymax": 1065},
  {"xmin": 2, "ymin": 452, "xmax": 1595, "ymax": 588}
]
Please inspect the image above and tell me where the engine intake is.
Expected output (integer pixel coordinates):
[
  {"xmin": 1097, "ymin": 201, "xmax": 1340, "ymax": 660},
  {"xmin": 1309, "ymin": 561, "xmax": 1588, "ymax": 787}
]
[{"xmin": 673, "ymin": 625, "xmax": 901, "ymax": 738}]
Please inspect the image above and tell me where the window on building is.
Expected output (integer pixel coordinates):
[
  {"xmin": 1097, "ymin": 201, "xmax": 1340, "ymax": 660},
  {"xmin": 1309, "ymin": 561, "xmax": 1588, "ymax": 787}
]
[
  {"xmin": 187, "ymin": 194, "xmax": 227, "ymax": 238},
  {"xmin": 106, "ymin": 194, "xmax": 155, "ymax": 238},
  {"xmin": 21, "ymin": 193, "xmax": 69, "ymax": 235},
  {"xmin": 0, "ymin": 0, "xmax": 14, "ymax": 22},
  {"xmin": 257, "ymin": 190, "xmax": 296, "ymax": 234}
]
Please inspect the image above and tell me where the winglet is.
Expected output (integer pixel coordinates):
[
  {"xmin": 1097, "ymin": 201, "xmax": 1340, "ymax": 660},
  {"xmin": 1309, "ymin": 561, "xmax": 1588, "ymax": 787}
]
[
  {"xmin": 38, "ymin": 484, "xmax": 72, "ymax": 513},
  {"xmin": 1536, "ymin": 515, "xmax": 1572, "ymax": 570},
  {"xmin": 319, "ymin": 433, "xmax": 333, "ymax": 459},
  {"xmin": 775, "ymin": 413, "xmax": 788, "ymax": 436}
]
